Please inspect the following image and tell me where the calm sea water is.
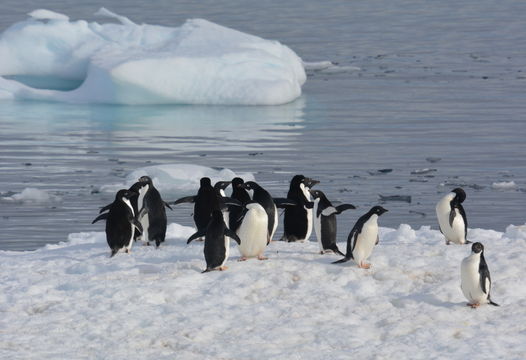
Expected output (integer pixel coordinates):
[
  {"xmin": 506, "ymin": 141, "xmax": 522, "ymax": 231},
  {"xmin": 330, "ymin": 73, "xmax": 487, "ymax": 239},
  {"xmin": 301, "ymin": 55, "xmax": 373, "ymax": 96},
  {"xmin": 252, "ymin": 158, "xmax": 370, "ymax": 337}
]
[{"xmin": 0, "ymin": 1, "xmax": 525, "ymax": 250}]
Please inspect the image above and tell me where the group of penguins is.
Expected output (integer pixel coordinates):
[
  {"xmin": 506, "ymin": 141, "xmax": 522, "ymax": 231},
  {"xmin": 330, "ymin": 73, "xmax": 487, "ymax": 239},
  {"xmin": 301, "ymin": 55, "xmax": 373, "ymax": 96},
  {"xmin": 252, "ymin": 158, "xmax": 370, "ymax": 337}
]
[{"xmin": 92, "ymin": 174, "xmax": 498, "ymax": 309}]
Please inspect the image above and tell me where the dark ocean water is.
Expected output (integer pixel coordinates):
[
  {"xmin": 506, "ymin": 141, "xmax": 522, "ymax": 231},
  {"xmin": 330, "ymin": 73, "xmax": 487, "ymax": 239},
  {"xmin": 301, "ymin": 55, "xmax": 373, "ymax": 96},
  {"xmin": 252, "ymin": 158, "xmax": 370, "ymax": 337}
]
[{"xmin": 0, "ymin": 0, "xmax": 525, "ymax": 250}]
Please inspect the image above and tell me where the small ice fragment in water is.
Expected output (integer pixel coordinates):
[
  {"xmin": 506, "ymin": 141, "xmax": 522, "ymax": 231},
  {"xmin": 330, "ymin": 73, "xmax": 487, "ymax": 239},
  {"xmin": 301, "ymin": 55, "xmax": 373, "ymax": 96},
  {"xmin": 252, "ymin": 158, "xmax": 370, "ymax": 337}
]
[{"xmin": 410, "ymin": 168, "xmax": 437, "ymax": 175}]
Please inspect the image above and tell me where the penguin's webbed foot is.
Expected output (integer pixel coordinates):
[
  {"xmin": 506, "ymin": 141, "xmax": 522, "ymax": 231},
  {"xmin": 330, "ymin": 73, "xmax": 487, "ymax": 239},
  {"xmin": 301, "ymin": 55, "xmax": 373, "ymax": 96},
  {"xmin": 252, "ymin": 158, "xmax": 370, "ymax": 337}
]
[
  {"xmin": 257, "ymin": 255, "xmax": 268, "ymax": 261},
  {"xmin": 359, "ymin": 262, "xmax": 371, "ymax": 269},
  {"xmin": 219, "ymin": 266, "xmax": 228, "ymax": 271},
  {"xmin": 238, "ymin": 257, "xmax": 248, "ymax": 262},
  {"xmin": 467, "ymin": 303, "xmax": 480, "ymax": 309}
]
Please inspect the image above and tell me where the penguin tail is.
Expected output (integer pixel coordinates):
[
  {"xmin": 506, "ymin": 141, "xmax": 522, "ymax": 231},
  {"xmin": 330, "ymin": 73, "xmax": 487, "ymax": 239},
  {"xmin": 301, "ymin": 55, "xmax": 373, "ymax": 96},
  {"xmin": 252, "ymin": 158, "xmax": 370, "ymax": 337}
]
[
  {"xmin": 332, "ymin": 257, "xmax": 351, "ymax": 264},
  {"xmin": 489, "ymin": 299, "xmax": 500, "ymax": 307},
  {"xmin": 201, "ymin": 268, "xmax": 212, "ymax": 274},
  {"xmin": 110, "ymin": 249, "xmax": 119, "ymax": 258}
]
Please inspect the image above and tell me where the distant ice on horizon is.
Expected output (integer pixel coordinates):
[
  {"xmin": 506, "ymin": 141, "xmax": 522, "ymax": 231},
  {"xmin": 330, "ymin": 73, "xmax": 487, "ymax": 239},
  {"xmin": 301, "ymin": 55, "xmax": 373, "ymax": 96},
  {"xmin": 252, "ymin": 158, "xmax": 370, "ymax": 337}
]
[{"xmin": 0, "ymin": 8, "xmax": 306, "ymax": 105}]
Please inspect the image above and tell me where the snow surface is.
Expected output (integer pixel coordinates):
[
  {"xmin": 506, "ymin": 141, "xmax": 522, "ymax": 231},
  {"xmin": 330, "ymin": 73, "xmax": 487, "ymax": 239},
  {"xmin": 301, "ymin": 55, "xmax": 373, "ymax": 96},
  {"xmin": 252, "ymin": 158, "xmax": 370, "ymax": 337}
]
[
  {"xmin": 0, "ymin": 187, "xmax": 60, "ymax": 203},
  {"xmin": 1, "ymin": 222, "xmax": 525, "ymax": 359},
  {"xmin": 0, "ymin": 8, "xmax": 306, "ymax": 105},
  {"xmin": 100, "ymin": 164, "xmax": 254, "ymax": 194}
]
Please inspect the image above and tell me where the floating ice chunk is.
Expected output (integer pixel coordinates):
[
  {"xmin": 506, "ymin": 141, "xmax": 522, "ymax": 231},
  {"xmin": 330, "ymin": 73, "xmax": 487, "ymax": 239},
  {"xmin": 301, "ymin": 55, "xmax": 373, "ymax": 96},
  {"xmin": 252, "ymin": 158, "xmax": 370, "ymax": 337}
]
[
  {"xmin": 492, "ymin": 181, "xmax": 517, "ymax": 190},
  {"xmin": 1, "ymin": 188, "xmax": 60, "ymax": 203},
  {"xmin": 303, "ymin": 61, "xmax": 360, "ymax": 73},
  {"xmin": 27, "ymin": 9, "xmax": 69, "ymax": 21},
  {"xmin": 100, "ymin": 164, "xmax": 255, "ymax": 194},
  {"xmin": 0, "ymin": 9, "xmax": 306, "ymax": 105}
]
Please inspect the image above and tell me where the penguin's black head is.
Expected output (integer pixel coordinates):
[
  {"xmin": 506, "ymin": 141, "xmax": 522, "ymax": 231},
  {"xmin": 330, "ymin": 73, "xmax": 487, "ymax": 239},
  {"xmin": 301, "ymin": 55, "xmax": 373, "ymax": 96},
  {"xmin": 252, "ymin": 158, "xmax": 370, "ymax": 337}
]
[
  {"xmin": 116, "ymin": 189, "xmax": 136, "ymax": 201},
  {"xmin": 290, "ymin": 175, "xmax": 320, "ymax": 190},
  {"xmin": 309, "ymin": 189, "xmax": 325, "ymax": 200},
  {"xmin": 452, "ymin": 188, "xmax": 466, "ymax": 203},
  {"xmin": 200, "ymin": 177, "xmax": 212, "ymax": 187},
  {"xmin": 232, "ymin": 177, "xmax": 244, "ymax": 188},
  {"xmin": 214, "ymin": 181, "xmax": 231, "ymax": 191},
  {"xmin": 370, "ymin": 206, "xmax": 388, "ymax": 216},
  {"xmin": 128, "ymin": 182, "xmax": 143, "ymax": 193},
  {"xmin": 138, "ymin": 176, "xmax": 153, "ymax": 185},
  {"xmin": 241, "ymin": 181, "xmax": 260, "ymax": 191},
  {"xmin": 471, "ymin": 242, "xmax": 484, "ymax": 254}
]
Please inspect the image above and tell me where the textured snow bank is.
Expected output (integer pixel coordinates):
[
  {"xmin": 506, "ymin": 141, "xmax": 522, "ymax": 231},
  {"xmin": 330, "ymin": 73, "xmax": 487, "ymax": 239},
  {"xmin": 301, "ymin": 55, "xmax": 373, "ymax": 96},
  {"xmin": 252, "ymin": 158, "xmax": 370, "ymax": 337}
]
[
  {"xmin": 1, "ymin": 223, "xmax": 525, "ymax": 358},
  {"xmin": 100, "ymin": 164, "xmax": 254, "ymax": 194},
  {"xmin": 0, "ymin": 8, "xmax": 306, "ymax": 105}
]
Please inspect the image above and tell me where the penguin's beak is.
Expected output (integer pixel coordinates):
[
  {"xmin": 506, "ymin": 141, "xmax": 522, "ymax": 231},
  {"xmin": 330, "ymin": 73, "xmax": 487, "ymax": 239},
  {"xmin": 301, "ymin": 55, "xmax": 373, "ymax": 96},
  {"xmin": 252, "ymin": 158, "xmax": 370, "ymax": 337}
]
[
  {"xmin": 305, "ymin": 178, "xmax": 320, "ymax": 188},
  {"xmin": 380, "ymin": 208, "xmax": 388, "ymax": 215}
]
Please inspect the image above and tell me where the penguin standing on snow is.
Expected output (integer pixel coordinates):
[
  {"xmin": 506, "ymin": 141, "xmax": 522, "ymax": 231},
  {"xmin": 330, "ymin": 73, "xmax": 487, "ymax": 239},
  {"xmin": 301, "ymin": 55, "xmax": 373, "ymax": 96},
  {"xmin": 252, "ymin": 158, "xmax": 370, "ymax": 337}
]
[
  {"xmin": 333, "ymin": 206, "xmax": 388, "ymax": 268},
  {"xmin": 187, "ymin": 210, "xmax": 241, "ymax": 272},
  {"xmin": 92, "ymin": 189, "xmax": 143, "ymax": 257},
  {"xmin": 229, "ymin": 177, "xmax": 251, "ymax": 233},
  {"xmin": 460, "ymin": 242, "xmax": 499, "ymax": 308},
  {"xmin": 237, "ymin": 201, "xmax": 269, "ymax": 261},
  {"xmin": 241, "ymin": 181, "xmax": 279, "ymax": 243},
  {"xmin": 281, "ymin": 175, "xmax": 319, "ymax": 242},
  {"xmin": 171, "ymin": 177, "xmax": 217, "ymax": 234},
  {"xmin": 436, "ymin": 187, "xmax": 469, "ymax": 245},
  {"xmin": 135, "ymin": 176, "xmax": 172, "ymax": 247},
  {"xmin": 310, "ymin": 189, "xmax": 355, "ymax": 255}
]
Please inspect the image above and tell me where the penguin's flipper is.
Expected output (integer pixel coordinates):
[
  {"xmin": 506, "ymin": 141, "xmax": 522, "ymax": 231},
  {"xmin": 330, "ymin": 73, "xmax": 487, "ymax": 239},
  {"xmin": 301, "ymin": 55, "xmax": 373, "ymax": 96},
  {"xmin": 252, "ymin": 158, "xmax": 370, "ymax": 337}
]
[
  {"xmin": 274, "ymin": 198, "xmax": 297, "ymax": 208},
  {"xmin": 91, "ymin": 213, "xmax": 108, "ymax": 224},
  {"xmin": 171, "ymin": 196, "xmax": 196, "ymax": 205},
  {"xmin": 164, "ymin": 201, "xmax": 173, "ymax": 211},
  {"xmin": 448, "ymin": 208, "xmax": 457, "ymax": 227},
  {"xmin": 222, "ymin": 197, "xmax": 242, "ymax": 207},
  {"xmin": 187, "ymin": 230, "xmax": 206, "ymax": 244},
  {"xmin": 99, "ymin": 203, "xmax": 112, "ymax": 214},
  {"xmin": 479, "ymin": 255, "xmax": 491, "ymax": 295},
  {"xmin": 458, "ymin": 204, "xmax": 468, "ymax": 240},
  {"xmin": 328, "ymin": 244, "xmax": 345, "ymax": 256},
  {"xmin": 332, "ymin": 257, "xmax": 351, "ymax": 264},
  {"xmin": 130, "ymin": 217, "xmax": 143, "ymax": 234},
  {"xmin": 224, "ymin": 228, "xmax": 241, "ymax": 245},
  {"xmin": 304, "ymin": 201, "xmax": 315, "ymax": 209},
  {"xmin": 375, "ymin": 234, "xmax": 379, "ymax": 245},
  {"xmin": 335, "ymin": 204, "xmax": 356, "ymax": 214},
  {"xmin": 137, "ymin": 207, "xmax": 148, "ymax": 220}
]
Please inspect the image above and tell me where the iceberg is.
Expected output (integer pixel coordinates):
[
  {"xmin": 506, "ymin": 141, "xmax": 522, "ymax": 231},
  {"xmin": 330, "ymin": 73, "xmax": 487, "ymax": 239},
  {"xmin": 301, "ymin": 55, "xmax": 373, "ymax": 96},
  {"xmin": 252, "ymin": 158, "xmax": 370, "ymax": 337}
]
[{"xmin": 0, "ymin": 8, "xmax": 306, "ymax": 105}]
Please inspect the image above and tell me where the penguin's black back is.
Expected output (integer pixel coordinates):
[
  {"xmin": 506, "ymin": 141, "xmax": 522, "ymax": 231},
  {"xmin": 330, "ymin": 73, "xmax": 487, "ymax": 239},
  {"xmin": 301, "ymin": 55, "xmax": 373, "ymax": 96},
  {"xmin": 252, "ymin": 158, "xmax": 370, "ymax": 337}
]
[
  {"xmin": 106, "ymin": 201, "xmax": 134, "ymax": 252},
  {"xmin": 283, "ymin": 175, "xmax": 310, "ymax": 241},
  {"xmin": 253, "ymin": 187, "xmax": 276, "ymax": 238},
  {"xmin": 320, "ymin": 214, "xmax": 337, "ymax": 249},
  {"xmin": 144, "ymin": 186, "xmax": 167, "ymax": 245},
  {"xmin": 194, "ymin": 181, "xmax": 216, "ymax": 231},
  {"xmin": 204, "ymin": 213, "xmax": 227, "ymax": 270},
  {"xmin": 229, "ymin": 185, "xmax": 251, "ymax": 232}
]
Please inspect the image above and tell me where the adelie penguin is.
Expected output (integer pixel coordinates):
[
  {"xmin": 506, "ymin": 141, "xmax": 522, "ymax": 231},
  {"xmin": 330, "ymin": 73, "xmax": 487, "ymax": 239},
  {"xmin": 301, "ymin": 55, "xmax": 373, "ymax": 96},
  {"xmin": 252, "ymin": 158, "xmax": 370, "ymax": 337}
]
[
  {"xmin": 333, "ymin": 206, "xmax": 388, "ymax": 269},
  {"xmin": 228, "ymin": 177, "xmax": 251, "ymax": 233},
  {"xmin": 237, "ymin": 201, "xmax": 269, "ymax": 261},
  {"xmin": 187, "ymin": 210, "xmax": 241, "ymax": 272},
  {"xmin": 280, "ymin": 175, "xmax": 319, "ymax": 242},
  {"xmin": 92, "ymin": 189, "xmax": 143, "ymax": 257},
  {"xmin": 310, "ymin": 189, "xmax": 355, "ymax": 255},
  {"xmin": 214, "ymin": 180, "xmax": 232, "ymax": 228},
  {"xmin": 134, "ymin": 176, "xmax": 172, "ymax": 247},
  {"xmin": 436, "ymin": 187, "xmax": 469, "ymax": 245},
  {"xmin": 460, "ymin": 242, "xmax": 499, "ymax": 309},
  {"xmin": 241, "ymin": 181, "xmax": 281, "ymax": 242}
]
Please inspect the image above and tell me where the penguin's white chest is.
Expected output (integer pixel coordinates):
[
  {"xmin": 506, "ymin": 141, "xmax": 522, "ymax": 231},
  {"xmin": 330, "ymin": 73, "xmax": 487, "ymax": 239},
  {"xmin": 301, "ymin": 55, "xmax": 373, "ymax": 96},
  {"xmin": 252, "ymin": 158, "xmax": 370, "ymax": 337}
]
[
  {"xmin": 238, "ymin": 205, "xmax": 268, "ymax": 258},
  {"xmin": 352, "ymin": 216, "xmax": 378, "ymax": 264},
  {"xmin": 436, "ymin": 195, "xmax": 465, "ymax": 244},
  {"xmin": 301, "ymin": 183, "xmax": 313, "ymax": 241},
  {"xmin": 461, "ymin": 253, "xmax": 489, "ymax": 304},
  {"xmin": 122, "ymin": 197, "xmax": 135, "ymax": 251},
  {"xmin": 312, "ymin": 201, "xmax": 323, "ymax": 251}
]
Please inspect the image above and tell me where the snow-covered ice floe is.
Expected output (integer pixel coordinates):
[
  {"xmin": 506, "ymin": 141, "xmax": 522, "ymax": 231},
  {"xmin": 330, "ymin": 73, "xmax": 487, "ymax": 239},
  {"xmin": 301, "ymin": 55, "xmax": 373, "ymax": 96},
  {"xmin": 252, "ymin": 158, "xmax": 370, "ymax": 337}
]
[
  {"xmin": 0, "ymin": 8, "xmax": 306, "ymax": 105},
  {"xmin": 0, "ymin": 187, "xmax": 61, "ymax": 203},
  {"xmin": 492, "ymin": 181, "xmax": 518, "ymax": 190},
  {"xmin": 1, "ymin": 223, "xmax": 525, "ymax": 358},
  {"xmin": 100, "ymin": 163, "xmax": 254, "ymax": 194}
]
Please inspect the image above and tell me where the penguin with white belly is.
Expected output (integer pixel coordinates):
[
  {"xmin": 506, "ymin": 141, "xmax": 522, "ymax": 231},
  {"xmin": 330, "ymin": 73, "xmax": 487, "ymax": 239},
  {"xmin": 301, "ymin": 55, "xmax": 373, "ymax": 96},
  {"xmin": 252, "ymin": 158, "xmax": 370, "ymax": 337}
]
[
  {"xmin": 460, "ymin": 242, "xmax": 499, "ymax": 308},
  {"xmin": 237, "ymin": 201, "xmax": 270, "ymax": 261},
  {"xmin": 333, "ymin": 206, "xmax": 388, "ymax": 269},
  {"xmin": 92, "ymin": 189, "xmax": 143, "ymax": 257},
  {"xmin": 309, "ymin": 189, "xmax": 356, "ymax": 255},
  {"xmin": 436, "ymin": 187, "xmax": 469, "ymax": 245},
  {"xmin": 281, "ymin": 174, "xmax": 319, "ymax": 242},
  {"xmin": 241, "ymin": 181, "xmax": 279, "ymax": 243},
  {"xmin": 187, "ymin": 210, "xmax": 241, "ymax": 272}
]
